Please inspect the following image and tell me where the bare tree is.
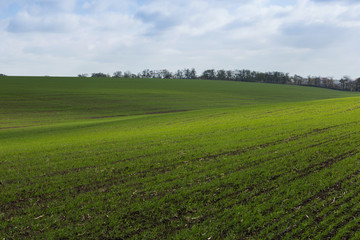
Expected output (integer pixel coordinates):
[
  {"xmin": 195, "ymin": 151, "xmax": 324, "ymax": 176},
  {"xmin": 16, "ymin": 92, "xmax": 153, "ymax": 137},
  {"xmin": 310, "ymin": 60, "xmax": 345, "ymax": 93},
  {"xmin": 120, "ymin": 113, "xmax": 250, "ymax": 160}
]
[{"xmin": 113, "ymin": 71, "xmax": 123, "ymax": 78}]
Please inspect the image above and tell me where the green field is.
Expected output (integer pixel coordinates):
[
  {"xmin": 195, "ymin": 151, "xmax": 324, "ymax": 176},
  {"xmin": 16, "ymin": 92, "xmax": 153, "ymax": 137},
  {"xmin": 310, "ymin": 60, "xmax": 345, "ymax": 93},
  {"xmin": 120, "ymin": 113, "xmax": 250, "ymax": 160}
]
[{"xmin": 1, "ymin": 76, "xmax": 360, "ymax": 239}]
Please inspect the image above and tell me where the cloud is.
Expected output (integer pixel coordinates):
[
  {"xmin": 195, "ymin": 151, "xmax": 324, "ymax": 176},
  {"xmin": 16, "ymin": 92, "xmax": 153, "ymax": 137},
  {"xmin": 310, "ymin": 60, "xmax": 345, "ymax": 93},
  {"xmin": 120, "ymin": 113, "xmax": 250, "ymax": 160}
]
[
  {"xmin": 13, "ymin": 0, "xmax": 78, "ymax": 14},
  {"xmin": 280, "ymin": 23, "xmax": 348, "ymax": 49},
  {"xmin": 310, "ymin": 0, "xmax": 358, "ymax": 3},
  {"xmin": 0, "ymin": 2, "xmax": 20, "ymax": 20},
  {"xmin": 7, "ymin": 11, "xmax": 78, "ymax": 33},
  {"xmin": 1, "ymin": 0, "xmax": 360, "ymax": 78},
  {"xmin": 135, "ymin": 10, "xmax": 180, "ymax": 36}
]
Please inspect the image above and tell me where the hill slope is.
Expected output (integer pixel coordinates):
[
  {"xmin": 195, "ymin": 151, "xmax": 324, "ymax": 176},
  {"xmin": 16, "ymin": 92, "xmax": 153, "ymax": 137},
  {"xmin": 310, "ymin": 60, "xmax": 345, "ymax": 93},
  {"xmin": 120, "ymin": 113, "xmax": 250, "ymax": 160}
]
[
  {"xmin": 0, "ymin": 76, "xmax": 357, "ymax": 125},
  {"xmin": 1, "ymin": 77, "xmax": 360, "ymax": 239}
]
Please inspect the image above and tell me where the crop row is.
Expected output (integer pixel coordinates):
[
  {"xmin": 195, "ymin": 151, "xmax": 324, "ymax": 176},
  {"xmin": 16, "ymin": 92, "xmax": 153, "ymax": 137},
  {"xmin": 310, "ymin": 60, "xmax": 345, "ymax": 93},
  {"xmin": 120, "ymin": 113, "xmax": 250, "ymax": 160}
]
[{"xmin": 1, "ymin": 96, "xmax": 360, "ymax": 238}]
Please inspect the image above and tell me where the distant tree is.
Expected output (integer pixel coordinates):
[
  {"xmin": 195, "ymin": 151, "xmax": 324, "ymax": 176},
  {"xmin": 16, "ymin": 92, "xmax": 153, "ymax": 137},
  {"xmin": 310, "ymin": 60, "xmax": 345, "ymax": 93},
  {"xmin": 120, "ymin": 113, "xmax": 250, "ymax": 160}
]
[
  {"xmin": 260, "ymin": 72, "xmax": 266, "ymax": 83},
  {"xmin": 161, "ymin": 69, "xmax": 173, "ymax": 79},
  {"xmin": 237, "ymin": 69, "xmax": 254, "ymax": 82},
  {"xmin": 81, "ymin": 67, "xmax": 359, "ymax": 92},
  {"xmin": 0, "ymin": 73, "xmax": 7, "ymax": 77},
  {"xmin": 174, "ymin": 70, "xmax": 184, "ymax": 79},
  {"xmin": 348, "ymin": 80, "xmax": 357, "ymax": 91},
  {"xmin": 140, "ymin": 69, "xmax": 151, "ymax": 78},
  {"xmin": 201, "ymin": 69, "xmax": 216, "ymax": 80},
  {"xmin": 266, "ymin": 72, "xmax": 290, "ymax": 84},
  {"xmin": 181, "ymin": 68, "xmax": 196, "ymax": 79},
  {"xmin": 233, "ymin": 69, "xmax": 243, "ymax": 81},
  {"xmin": 355, "ymin": 78, "xmax": 360, "ymax": 91},
  {"xmin": 151, "ymin": 70, "xmax": 162, "ymax": 79},
  {"xmin": 216, "ymin": 69, "xmax": 226, "ymax": 80},
  {"xmin": 339, "ymin": 78, "xmax": 345, "ymax": 89},
  {"xmin": 78, "ymin": 73, "xmax": 88, "ymax": 77},
  {"xmin": 321, "ymin": 78, "xmax": 334, "ymax": 88},
  {"xmin": 339, "ymin": 76, "xmax": 351, "ymax": 90},
  {"xmin": 182, "ymin": 69, "xmax": 190, "ymax": 79},
  {"xmin": 91, "ymin": 72, "xmax": 110, "ymax": 78},
  {"xmin": 293, "ymin": 75, "xmax": 304, "ymax": 85},
  {"xmin": 306, "ymin": 76, "xmax": 314, "ymax": 86},
  {"xmin": 189, "ymin": 68, "xmax": 197, "ymax": 79},
  {"xmin": 113, "ymin": 71, "xmax": 123, "ymax": 78},
  {"xmin": 226, "ymin": 70, "xmax": 233, "ymax": 80},
  {"xmin": 282, "ymin": 73, "xmax": 291, "ymax": 84},
  {"xmin": 313, "ymin": 77, "xmax": 321, "ymax": 87},
  {"xmin": 123, "ymin": 71, "xmax": 133, "ymax": 78}
]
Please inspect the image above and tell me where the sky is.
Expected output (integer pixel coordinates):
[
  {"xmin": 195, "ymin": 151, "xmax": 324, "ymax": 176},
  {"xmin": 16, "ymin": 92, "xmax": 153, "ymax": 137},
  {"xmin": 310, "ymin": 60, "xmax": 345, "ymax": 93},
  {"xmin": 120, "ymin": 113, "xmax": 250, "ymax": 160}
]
[{"xmin": 1, "ymin": 0, "xmax": 360, "ymax": 79}]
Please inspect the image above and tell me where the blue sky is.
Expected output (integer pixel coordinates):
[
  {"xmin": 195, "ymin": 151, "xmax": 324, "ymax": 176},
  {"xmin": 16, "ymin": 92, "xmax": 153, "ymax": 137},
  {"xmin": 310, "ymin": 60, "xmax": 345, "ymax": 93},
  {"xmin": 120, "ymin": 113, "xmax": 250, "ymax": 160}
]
[{"xmin": 1, "ymin": 0, "xmax": 360, "ymax": 78}]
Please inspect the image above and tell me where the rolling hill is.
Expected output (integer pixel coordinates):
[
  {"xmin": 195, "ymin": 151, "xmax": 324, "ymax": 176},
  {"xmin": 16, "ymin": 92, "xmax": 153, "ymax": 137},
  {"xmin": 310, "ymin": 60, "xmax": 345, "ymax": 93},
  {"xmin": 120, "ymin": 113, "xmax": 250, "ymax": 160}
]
[{"xmin": 1, "ymin": 76, "xmax": 360, "ymax": 239}]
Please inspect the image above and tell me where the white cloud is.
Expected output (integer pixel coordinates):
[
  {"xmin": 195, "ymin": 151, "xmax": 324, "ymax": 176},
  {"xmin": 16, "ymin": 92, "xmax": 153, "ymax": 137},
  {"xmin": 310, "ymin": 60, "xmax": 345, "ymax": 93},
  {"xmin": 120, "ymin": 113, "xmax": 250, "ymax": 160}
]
[
  {"xmin": 7, "ymin": 11, "xmax": 78, "ymax": 33},
  {"xmin": 1, "ymin": 0, "xmax": 360, "ymax": 78},
  {"xmin": 17, "ymin": 0, "xmax": 77, "ymax": 13}
]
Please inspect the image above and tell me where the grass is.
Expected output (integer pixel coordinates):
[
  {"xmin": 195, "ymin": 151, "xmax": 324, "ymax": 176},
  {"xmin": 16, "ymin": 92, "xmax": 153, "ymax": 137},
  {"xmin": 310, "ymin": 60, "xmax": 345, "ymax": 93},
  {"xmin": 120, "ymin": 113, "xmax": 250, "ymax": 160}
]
[{"xmin": 1, "ymin": 76, "xmax": 360, "ymax": 239}]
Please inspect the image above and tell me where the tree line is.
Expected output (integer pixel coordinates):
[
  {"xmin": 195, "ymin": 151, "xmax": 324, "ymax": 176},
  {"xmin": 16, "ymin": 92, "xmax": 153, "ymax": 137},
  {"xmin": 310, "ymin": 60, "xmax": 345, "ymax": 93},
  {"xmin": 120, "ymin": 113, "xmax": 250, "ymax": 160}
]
[{"xmin": 80, "ymin": 68, "xmax": 360, "ymax": 92}]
